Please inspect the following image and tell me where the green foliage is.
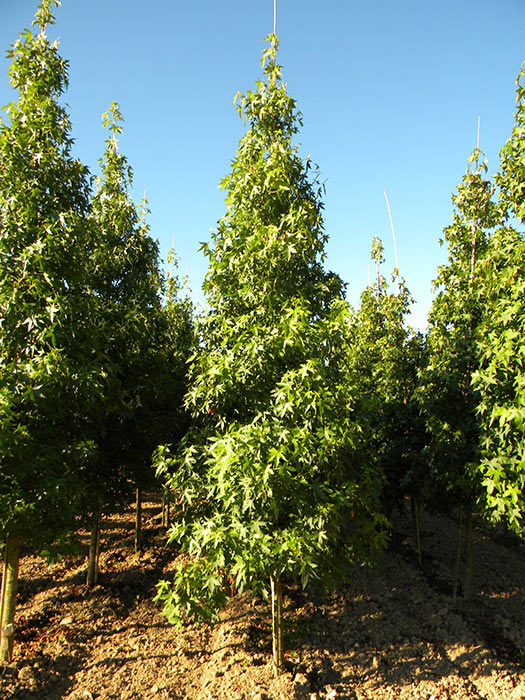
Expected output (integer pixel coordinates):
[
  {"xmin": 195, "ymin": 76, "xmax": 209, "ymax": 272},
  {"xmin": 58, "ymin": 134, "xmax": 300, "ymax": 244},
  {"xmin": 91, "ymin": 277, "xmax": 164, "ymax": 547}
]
[
  {"xmin": 421, "ymin": 149, "xmax": 500, "ymax": 507},
  {"xmin": 84, "ymin": 103, "xmax": 194, "ymax": 513},
  {"xmin": 473, "ymin": 227, "xmax": 525, "ymax": 533},
  {"xmin": 347, "ymin": 242, "xmax": 427, "ymax": 514},
  {"xmin": 422, "ymin": 148, "xmax": 500, "ymax": 510},
  {"xmin": 0, "ymin": 1, "xmax": 104, "ymax": 545},
  {"xmin": 422, "ymin": 73, "xmax": 525, "ymax": 533},
  {"xmin": 155, "ymin": 35, "xmax": 386, "ymax": 627},
  {"xmin": 33, "ymin": 0, "xmax": 61, "ymax": 31},
  {"xmin": 497, "ymin": 65, "xmax": 525, "ymax": 222},
  {"xmin": 164, "ymin": 249, "xmax": 196, "ymax": 395},
  {"xmin": 471, "ymin": 68, "xmax": 525, "ymax": 534}
]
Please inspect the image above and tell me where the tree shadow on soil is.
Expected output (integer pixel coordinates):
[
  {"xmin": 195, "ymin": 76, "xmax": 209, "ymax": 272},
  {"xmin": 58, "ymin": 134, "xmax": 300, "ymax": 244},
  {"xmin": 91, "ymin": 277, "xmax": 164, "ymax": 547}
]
[
  {"xmin": 5, "ymin": 651, "xmax": 87, "ymax": 700},
  {"xmin": 8, "ymin": 496, "xmax": 523, "ymax": 700},
  {"xmin": 273, "ymin": 582, "xmax": 517, "ymax": 696},
  {"xmin": 273, "ymin": 517, "xmax": 524, "ymax": 696}
]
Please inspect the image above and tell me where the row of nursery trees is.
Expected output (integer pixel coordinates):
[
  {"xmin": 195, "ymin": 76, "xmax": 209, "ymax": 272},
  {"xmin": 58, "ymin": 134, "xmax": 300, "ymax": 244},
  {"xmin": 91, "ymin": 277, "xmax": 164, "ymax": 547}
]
[
  {"xmin": 0, "ymin": 1, "xmax": 195, "ymax": 662},
  {"xmin": 1, "ymin": 0, "xmax": 524, "ymax": 673}
]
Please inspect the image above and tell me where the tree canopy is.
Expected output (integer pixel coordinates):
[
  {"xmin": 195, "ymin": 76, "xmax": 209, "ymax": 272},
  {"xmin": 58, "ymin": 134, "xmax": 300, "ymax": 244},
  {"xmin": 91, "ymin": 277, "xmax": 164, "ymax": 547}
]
[
  {"xmin": 0, "ymin": 0, "xmax": 105, "ymax": 548},
  {"xmin": 156, "ymin": 37, "xmax": 386, "ymax": 644}
]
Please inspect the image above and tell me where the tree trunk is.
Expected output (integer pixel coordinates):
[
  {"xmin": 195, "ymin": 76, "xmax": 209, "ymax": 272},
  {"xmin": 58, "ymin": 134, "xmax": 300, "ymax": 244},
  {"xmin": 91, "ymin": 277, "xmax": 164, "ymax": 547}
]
[
  {"xmin": 271, "ymin": 574, "xmax": 285, "ymax": 676},
  {"xmin": 0, "ymin": 540, "xmax": 6, "ymax": 632},
  {"xmin": 161, "ymin": 491, "xmax": 166, "ymax": 528},
  {"xmin": 135, "ymin": 487, "xmax": 142, "ymax": 554},
  {"xmin": 166, "ymin": 491, "xmax": 171, "ymax": 527},
  {"xmin": 452, "ymin": 505, "xmax": 463, "ymax": 604},
  {"xmin": 463, "ymin": 508, "xmax": 473, "ymax": 600},
  {"xmin": 410, "ymin": 493, "xmax": 422, "ymax": 568},
  {"xmin": 0, "ymin": 535, "xmax": 20, "ymax": 663},
  {"xmin": 87, "ymin": 511, "xmax": 101, "ymax": 586}
]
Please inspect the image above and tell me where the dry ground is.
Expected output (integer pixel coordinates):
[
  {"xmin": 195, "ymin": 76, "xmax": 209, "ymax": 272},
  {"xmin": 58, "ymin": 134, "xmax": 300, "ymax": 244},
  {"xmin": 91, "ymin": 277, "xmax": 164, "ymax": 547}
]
[{"xmin": 0, "ymin": 495, "xmax": 523, "ymax": 700}]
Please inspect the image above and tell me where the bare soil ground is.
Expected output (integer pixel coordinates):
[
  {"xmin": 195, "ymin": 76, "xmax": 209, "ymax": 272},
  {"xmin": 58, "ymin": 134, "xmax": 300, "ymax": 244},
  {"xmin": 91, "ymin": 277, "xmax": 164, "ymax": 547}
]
[{"xmin": 1, "ymin": 495, "xmax": 523, "ymax": 700}]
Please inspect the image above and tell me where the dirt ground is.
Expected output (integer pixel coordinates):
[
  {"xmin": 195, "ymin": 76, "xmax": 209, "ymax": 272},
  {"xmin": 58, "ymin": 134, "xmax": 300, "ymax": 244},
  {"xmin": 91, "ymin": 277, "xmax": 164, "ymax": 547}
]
[{"xmin": 0, "ymin": 495, "xmax": 523, "ymax": 700}]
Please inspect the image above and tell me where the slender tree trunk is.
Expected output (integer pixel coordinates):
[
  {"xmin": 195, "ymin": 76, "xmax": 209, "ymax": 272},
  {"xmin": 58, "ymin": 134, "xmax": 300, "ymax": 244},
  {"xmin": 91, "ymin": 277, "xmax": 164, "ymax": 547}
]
[
  {"xmin": 166, "ymin": 491, "xmax": 171, "ymax": 526},
  {"xmin": 161, "ymin": 491, "xmax": 166, "ymax": 528},
  {"xmin": 410, "ymin": 492, "xmax": 422, "ymax": 568},
  {"xmin": 452, "ymin": 505, "xmax": 464, "ymax": 604},
  {"xmin": 0, "ymin": 535, "xmax": 20, "ymax": 663},
  {"xmin": 463, "ymin": 508, "xmax": 473, "ymax": 600},
  {"xmin": 271, "ymin": 574, "xmax": 285, "ymax": 676},
  {"xmin": 0, "ymin": 541, "xmax": 6, "ymax": 637},
  {"xmin": 87, "ymin": 511, "xmax": 101, "ymax": 587},
  {"xmin": 135, "ymin": 487, "xmax": 142, "ymax": 554}
]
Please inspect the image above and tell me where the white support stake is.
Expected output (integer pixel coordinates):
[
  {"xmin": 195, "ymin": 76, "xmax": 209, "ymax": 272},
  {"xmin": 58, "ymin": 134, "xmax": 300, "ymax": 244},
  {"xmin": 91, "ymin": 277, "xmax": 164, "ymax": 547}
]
[{"xmin": 383, "ymin": 189, "xmax": 400, "ymax": 294}]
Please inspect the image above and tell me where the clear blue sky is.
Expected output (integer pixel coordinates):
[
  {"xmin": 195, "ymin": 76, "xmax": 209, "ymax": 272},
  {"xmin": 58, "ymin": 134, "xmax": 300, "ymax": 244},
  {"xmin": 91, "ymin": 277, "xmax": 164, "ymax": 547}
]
[{"xmin": 2, "ymin": 0, "xmax": 525, "ymax": 329}]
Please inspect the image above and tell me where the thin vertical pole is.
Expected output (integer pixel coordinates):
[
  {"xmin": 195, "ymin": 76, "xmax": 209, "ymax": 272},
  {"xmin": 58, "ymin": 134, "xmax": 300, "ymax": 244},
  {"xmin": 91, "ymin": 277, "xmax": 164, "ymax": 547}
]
[
  {"xmin": 410, "ymin": 493, "xmax": 422, "ymax": 568},
  {"xmin": 87, "ymin": 511, "xmax": 101, "ymax": 586},
  {"xmin": 135, "ymin": 487, "xmax": 142, "ymax": 554},
  {"xmin": 383, "ymin": 190, "xmax": 400, "ymax": 293},
  {"xmin": 271, "ymin": 574, "xmax": 284, "ymax": 675},
  {"xmin": 0, "ymin": 536, "xmax": 20, "ymax": 662},
  {"xmin": 453, "ymin": 505, "xmax": 464, "ymax": 605},
  {"xmin": 464, "ymin": 509, "xmax": 473, "ymax": 600},
  {"xmin": 0, "ymin": 538, "xmax": 8, "ymax": 650}
]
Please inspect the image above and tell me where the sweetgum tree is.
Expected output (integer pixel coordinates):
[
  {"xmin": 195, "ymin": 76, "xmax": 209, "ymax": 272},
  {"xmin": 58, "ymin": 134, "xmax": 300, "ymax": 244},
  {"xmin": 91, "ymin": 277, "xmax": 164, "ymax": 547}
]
[
  {"xmin": 155, "ymin": 35, "xmax": 385, "ymax": 674},
  {"xmin": 84, "ymin": 102, "xmax": 162, "ymax": 579},
  {"xmin": 473, "ymin": 226, "xmax": 525, "ymax": 535},
  {"xmin": 472, "ymin": 65, "xmax": 525, "ymax": 534},
  {"xmin": 497, "ymin": 64, "xmax": 525, "ymax": 221},
  {"xmin": 156, "ymin": 249, "xmax": 196, "ymax": 531},
  {"xmin": 422, "ymin": 148, "xmax": 500, "ymax": 597},
  {"xmin": 0, "ymin": 0, "xmax": 107, "ymax": 660},
  {"xmin": 83, "ymin": 104, "xmax": 194, "ymax": 578},
  {"xmin": 347, "ymin": 239, "xmax": 427, "ymax": 551}
]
